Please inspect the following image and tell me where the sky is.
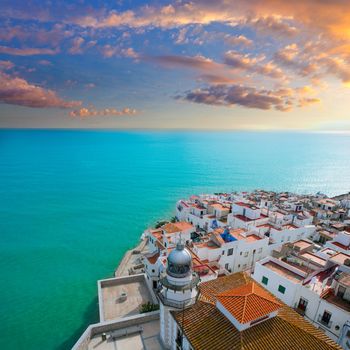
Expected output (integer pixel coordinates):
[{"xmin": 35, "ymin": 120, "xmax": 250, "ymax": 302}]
[{"xmin": 0, "ymin": 0, "xmax": 350, "ymax": 130}]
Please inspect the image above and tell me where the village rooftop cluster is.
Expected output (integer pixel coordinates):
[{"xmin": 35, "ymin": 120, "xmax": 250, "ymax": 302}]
[{"xmin": 73, "ymin": 190, "xmax": 350, "ymax": 350}]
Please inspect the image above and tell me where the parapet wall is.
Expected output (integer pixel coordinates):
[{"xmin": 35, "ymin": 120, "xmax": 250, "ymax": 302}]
[{"xmin": 72, "ymin": 311, "xmax": 160, "ymax": 350}]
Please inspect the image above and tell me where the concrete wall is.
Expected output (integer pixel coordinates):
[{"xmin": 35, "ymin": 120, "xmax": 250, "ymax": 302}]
[{"xmin": 72, "ymin": 311, "xmax": 160, "ymax": 350}]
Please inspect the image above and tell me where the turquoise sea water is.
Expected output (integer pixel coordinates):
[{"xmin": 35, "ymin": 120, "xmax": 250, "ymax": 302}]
[{"xmin": 1, "ymin": 130, "xmax": 350, "ymax": 350}]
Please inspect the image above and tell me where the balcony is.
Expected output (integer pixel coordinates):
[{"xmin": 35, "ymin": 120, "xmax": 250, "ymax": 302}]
[
  {"xmin": 317, "ymin": 314, "xmax": 333, "ymax": 329},
  {"xmin": 159, "ymin": 273, "xmax": 200, "ymax": 292},
  {"xmin": 157, "ymin": 291, "xmax": 197, "ymax": 309}
]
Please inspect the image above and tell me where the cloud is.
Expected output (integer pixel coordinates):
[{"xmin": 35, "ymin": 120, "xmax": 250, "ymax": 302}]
[
  {"xmin": 0, "ymin": 60, "xmax": 14, "ymax": 70},
  {"xmin": 224, "ymin": 51, "xmax": 285, "ymax": 79},
  {"xmin": 242, "ymin": 16, "xmax": 298, "ymax": 37},
  {"xmin": 0, "ymin": 71, "xmax": 81, "ymax": 108},
  {"xmin": 69, "ymin": 106, "xmax": 137, "ymax": 118},
  {"xmin": 175, "ymin": 28, "xmax": 189, "ymax": 44},
  {"xmin": 84, "ymin": 83, "xmax": 96, "ymax": 89},
  {"xmin": 298, "ymin": 97, "xmax": 321, "ymax": 107},
  {"xmin": 0, "ymin": 23, "xmax": 74, "ymax": 47},
  {"xmin": 0, "ymin": 45, "xmax": 59, "ymax": 56},
  {"xmin": 224, "ymin": 35, "xmax": 252, "ymax": 47},
  {"xmin": 69, "ymin": 37, "xmax": 84, "ymax": 55},
  {"xmin": 101, "ymin": 45, "xmax": 139, "ymax": 59},
  {"xmin": 37, "ymin": 60, "xmax": 52, "ymax": 66},
  {"xmin": 197, "ymin": 74, "xmax": 238, "ymax": 85},
  {"xmin": 150, "ymin": 55, "xmax": 219, "ymax": 70},
  {"xmin": 179, "ymin": 84, "xmax": 294, "ymax": 111}
]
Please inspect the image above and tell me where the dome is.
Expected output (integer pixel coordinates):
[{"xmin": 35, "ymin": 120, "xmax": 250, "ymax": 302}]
[{"xmin": 167, "ymin": 242, "xmax": 192, "ymax": 278}]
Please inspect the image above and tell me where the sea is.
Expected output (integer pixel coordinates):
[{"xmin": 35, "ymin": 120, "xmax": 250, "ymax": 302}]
[{"xmin": 0, "ymin": 129, "xmax": 350, "ymax": 350}]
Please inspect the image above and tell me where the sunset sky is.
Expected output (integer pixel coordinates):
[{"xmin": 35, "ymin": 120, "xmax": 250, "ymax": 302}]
[{"xmin": 1, "ymin": 0, "xmax": 350, "ymax": 130}]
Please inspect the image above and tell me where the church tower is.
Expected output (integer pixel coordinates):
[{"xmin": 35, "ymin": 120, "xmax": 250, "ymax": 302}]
[{"xmin": 158, "ymin": 241, "xmax": 199, "ymax": 348}]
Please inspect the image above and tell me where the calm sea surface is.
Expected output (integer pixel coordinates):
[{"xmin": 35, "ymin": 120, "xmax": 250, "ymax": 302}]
[{"xmin": 0, "ymin": 130, "xmax": 350, "ymax": 350}]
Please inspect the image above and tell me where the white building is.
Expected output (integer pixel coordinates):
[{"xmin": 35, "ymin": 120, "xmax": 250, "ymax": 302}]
[{"xmin": 252, "ymin": 245, "xmax": 350, "ymax": 345}]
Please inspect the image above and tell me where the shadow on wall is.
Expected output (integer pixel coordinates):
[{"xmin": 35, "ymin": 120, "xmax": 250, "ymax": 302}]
[{"xmin": 55, "ymin": 296, "xmax": 99, "ymax": 350}]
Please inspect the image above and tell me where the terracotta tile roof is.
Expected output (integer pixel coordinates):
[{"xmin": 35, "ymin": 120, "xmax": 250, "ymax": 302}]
[
  {"xmin": 216, "ymin": 282, "xmax": 282, "ymax": 323},
  {"xmin": 145, "ymin": 252, "xmax": 159, "ymax": 264},
  {"xmin": 162, "ymin": 223, "xmax": 180, "ymax": 233},
  {"xmin": 174, "ymin": 221, "xmax": 194, "ymax": 231},
  {"xmin": 162, "ymin": 221, "xmax": 194, "ymax": 233},
  {"xmin": 172, "ymin": 272, "xmax": 341, "ymax": 350}
]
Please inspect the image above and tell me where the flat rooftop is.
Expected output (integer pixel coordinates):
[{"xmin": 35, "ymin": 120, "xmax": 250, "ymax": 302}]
[
  {"xmin": 293, "ymin": 240, "xmax": 313, "ymax": 251},
  {"xmin": 88, "ymin": 319, "xmax": 164, "ymax": 350},
  {"xmin": 100, "ymin": 276, "xmax": 154, "ymax": 321},
  {"xmin": 263, "ymin": 261, "xmax": 304, "ymax": 283},
  {"xmin": 300, "ymin": 252, "xmax": 327, "ymax": 267}
]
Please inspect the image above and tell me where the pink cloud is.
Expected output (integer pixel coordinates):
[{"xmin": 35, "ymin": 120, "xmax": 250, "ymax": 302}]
[
  {"xmin": 0, "ymin": 71, "xmax": 81, "ymax": 108},
  {"xmin": 0, "ymin": 45, "xmax": 59, "ymax": 56}
]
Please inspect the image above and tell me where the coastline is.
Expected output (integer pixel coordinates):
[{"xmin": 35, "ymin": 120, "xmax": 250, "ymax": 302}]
[{"xmin": 114, "ymin": 236, "xmax": 149, "ymax": 277}]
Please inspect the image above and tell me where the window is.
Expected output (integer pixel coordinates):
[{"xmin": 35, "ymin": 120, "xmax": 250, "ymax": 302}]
[
  {"xmin": 243, "ymin": 264, "xmax": 247, "ymax": 269},
  {"xmin": 244, "ymin": 251, "xmax": 248, "ymax": 257},
  {"xmin": 278, "ymin": 285, "xmax": 286, "ymax": 294},
  {"xmin": 297, "ymin": 297, "xmax": 308, "ymax": 311},
  {"xmin": 152, "ymin": 269, "xmax": 155, "ymax": 273},
  {"xmin": 321, "ymin": 311, "xmax": 332, "ymax": 325},
  {"xmin": 228, "ymin": 248, "xmax": 233, "ymax": 256},
  {"xmin": 240, "ymin": 251, "xmax": 242, "ymax": 255},
  {"xmin": 238, "ymin": 264, "xmax": 241, "ymax": 268},
  {"xmin": 176, "ymin": 328, "xmax": 182, "ymax": 349},
  {"xmin": 258, "ymin": 248, "xmax": 263, "ymax": 253},
  {"xmin": 225, "ymin": 263, "xmax": 229, "ymax": 270},
  {"xmin": 262, "ymin": 276, "xmax": 268, "ymax": 285},
  {"xmin": 222, "ymin": 250, "xmax": 225, "ymax": 255},
  {"xmin": 337, "ymin": 285, "xmax": 346, "ymax": 299}
]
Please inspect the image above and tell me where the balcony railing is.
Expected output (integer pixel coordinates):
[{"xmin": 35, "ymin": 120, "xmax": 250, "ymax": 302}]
[
  {"xmin": 317, "ymin": 315, "xmax": 333, "ymax": 329},
  {"xmin": 157, "ymin": 291, "xmax": 197, "ymax": 309},
  {"xmin": 159, "ymin": 273, "xmax": 200, "ymax": 292}
]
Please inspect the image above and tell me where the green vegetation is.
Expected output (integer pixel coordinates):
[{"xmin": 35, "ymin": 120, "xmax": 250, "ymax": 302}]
[
  {"xmin": 155, "ymin": 220, "xmax": 168, "ymax": 228},
  {"xmin": 140, "ymin": 302, "xmax": 160, "ymax": 313}
]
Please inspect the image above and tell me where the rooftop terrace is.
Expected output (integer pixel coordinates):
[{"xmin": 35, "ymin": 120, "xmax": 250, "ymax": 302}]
[
  {"xmin": 98, "ymin": 275, "xmax": 156, "ymax": 321},
  {"xmin": 263, "ymin": 261, "xmax": 304, "ymax": 283}
]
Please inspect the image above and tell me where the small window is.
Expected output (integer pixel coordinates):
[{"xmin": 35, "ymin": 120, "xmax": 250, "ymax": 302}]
[
  {"xmin": 262, "ymin": 276, "xmax": 268, "ymax": 285},
  {"xmin": 258, "ymin": 248, "xmax": 263, "ymax": 253},
  {"xmin": 152, "ymin": 269, "xmax": 155, "ymax": 273},
  {"xmin": 240, "ymin": 252, "xmax": 242, "ymax": 255},
  {"xmin": 227, "ymin": 248, "xmax": 233, "ymax": 256},
  {"xmin": 222, "ymin": 250, "xmax": 225, "ymax": 255},
  {"xmin": 337, "ymin": 285, "xmax": 346, "ymax": 299},
  {"xmin": 238, "ymin": 264, "xmax": 241, "ymax": 268},
  {"xmin": 243, "ymin": 264, "xmax": 247, "ymax": 269},
  {"xmin": 278, "ymin": 285, "xmax": 286, "ymax": 294},
  {"xmin": 244, "ymin": 251, "xmax": 248, "ymax": 257},
  {"xmin": 225, "ymin": 263, "xmax": 229, "ymax": 270}
]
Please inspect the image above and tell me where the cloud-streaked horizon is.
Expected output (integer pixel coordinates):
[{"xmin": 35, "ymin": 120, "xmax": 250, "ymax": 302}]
[{"xmin": 0, "ymin": 0, "xmax": 349, "ymax": 130}]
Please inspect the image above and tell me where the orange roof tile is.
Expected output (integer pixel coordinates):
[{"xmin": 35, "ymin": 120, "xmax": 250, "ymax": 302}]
[
  {"xmin": 216, "ymin": 282, "xmax": 281, "ymax": 323},
  {"xmin": 146, "ymin": 252, "xmax": 159, "ymax": 264},
  {"xmin": 172, "ymin": 272, "xmax": 341, "ymax": 350}
]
